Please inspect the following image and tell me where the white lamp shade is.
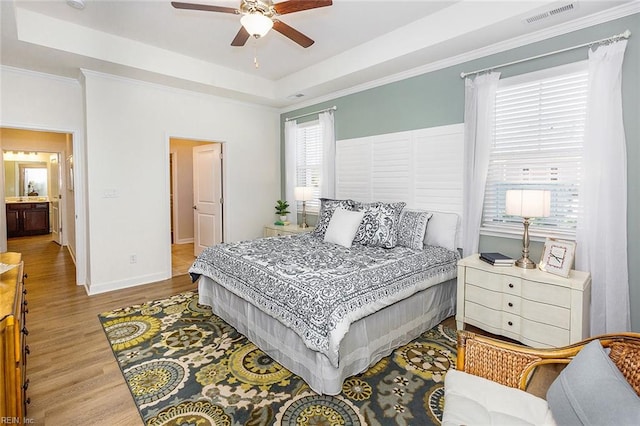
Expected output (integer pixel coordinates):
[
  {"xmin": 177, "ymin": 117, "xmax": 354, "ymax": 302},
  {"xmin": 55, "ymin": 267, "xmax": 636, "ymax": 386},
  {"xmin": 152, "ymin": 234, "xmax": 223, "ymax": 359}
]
[
  {"xmin": 505, "ymin": 190, "xmax": 551, "ymax": 218},
  {"xmin": 294, "ymin": 186, "xmax": 315, "ymax": 201},
  {"xmin": 240, "ymin": 13, "xmax": 273, "ymax": 37}
]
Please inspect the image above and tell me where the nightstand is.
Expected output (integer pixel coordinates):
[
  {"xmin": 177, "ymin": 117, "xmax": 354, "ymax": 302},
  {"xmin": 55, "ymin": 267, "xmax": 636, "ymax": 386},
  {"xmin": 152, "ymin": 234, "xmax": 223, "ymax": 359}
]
[
  {"xmin": 456, "ymin": 254, "xmax": 591, "ymax": 347},
  {"xmin": 263, "ymin": 224, "xmax": 314, "ymax": 237}
]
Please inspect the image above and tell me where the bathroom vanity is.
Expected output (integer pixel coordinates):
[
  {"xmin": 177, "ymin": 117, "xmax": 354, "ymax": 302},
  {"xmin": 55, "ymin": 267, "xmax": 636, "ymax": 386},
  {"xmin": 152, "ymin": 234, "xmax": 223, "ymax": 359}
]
[{"xmin": 5, "ymin": 198, "xmax": 50, "ymax": 237}]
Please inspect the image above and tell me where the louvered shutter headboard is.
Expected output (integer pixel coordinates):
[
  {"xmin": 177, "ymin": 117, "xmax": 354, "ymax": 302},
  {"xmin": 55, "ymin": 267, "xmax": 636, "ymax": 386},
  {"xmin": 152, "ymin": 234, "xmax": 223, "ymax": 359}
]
[{"xmin": 336, "ymin": 123, "xmax": 464, "ymax": 247}]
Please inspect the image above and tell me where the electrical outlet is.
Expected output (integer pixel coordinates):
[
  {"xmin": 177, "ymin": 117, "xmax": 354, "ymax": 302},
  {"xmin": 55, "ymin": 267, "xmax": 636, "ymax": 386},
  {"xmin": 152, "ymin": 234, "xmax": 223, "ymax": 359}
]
[{"xmin": 130, "ymin": 254, "xmax": 137, "ymax": 264}]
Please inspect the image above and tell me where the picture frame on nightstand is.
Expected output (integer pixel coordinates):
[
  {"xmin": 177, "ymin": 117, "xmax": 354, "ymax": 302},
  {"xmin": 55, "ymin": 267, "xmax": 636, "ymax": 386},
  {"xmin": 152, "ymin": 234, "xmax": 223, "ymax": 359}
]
[{"xmin": 539, "ymin": 237, "xmax": 576, "ymax": 277}]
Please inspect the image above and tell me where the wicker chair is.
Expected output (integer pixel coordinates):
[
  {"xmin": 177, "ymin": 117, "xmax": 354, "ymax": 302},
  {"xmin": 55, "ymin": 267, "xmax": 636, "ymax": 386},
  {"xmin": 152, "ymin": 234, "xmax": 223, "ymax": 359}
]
[
  {"xmin": 442, "ymin": 330, "xmax": 640, "ymax": 425},
  {"xmin": 455, "ymin": 330, "xmax": 640, "ymax": 395}
]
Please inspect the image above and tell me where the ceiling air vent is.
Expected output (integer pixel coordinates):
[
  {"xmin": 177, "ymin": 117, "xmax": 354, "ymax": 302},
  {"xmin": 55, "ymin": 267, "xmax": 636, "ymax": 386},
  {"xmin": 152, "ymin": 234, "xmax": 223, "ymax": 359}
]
[{"xmin": 525, "ymin": 2, "xmax": 576, "ymax": 24}]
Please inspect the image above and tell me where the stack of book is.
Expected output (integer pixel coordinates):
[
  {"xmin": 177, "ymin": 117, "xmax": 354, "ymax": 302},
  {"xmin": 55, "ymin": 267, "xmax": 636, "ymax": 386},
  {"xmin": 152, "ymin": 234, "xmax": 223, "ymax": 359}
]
[{"xmin": 479, "ymin": 252, "xmax": 515, "ymax": 267}]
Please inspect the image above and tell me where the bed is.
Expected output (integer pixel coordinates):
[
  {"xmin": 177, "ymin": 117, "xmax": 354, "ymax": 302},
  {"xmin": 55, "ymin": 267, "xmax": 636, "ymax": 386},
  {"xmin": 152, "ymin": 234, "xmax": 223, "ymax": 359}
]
[{"xmin": 189, "ymin": 200, "xmax": 460, "ymax": 395}]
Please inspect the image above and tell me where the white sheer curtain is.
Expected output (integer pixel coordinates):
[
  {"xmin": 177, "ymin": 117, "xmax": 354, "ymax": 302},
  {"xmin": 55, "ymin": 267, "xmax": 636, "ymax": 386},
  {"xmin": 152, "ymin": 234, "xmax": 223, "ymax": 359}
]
[
  {"xmin": 576, "ymin": 40, "xmax": 630, "ymax": 334},
  {"xmin": 319, "ymin": 110, "xmax": 336, "ymax": 199},
  {"xmin": 462, "ymin": 72, "xmax": 501, "ymax": 256},
  {"xmin": 284, "ymin": 119, "xmax": 298, "ymax": 224}
]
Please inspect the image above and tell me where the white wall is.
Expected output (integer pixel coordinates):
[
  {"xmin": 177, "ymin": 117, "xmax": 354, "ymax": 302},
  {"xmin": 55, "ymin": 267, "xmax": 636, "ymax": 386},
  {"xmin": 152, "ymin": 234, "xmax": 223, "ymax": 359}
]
[
  {"xmin": 82, "ymin": 71, "xmax": 280, "ymax": 294},
  {"xmin": 0, "ymin": 66, "xmax": 87, "ymax": 282}
]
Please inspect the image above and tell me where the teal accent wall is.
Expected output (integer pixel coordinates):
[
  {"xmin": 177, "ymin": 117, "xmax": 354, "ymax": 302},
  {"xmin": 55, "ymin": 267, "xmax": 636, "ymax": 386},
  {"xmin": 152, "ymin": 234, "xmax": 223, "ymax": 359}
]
[{"xmin": 281, "ymin": 14, "xmax": 640, "ymax": 331}]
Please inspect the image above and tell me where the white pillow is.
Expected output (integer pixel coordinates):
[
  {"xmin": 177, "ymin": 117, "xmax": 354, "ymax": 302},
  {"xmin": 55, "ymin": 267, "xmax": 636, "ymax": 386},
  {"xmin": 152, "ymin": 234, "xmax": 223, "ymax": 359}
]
[
  {"xmin": 424, "ymin": 211, "xmax": 459, "ymax": 251},
  {"xmin": 323, "ymin": 208, "xmax": 365, "ymax": 248}
]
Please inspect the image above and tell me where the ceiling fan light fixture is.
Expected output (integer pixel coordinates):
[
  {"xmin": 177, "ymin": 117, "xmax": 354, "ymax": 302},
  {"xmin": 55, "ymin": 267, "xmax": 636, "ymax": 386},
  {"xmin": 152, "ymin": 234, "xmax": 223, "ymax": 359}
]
[
  {"xmin": 240, "ymin": 12, "xmax": 273, "ymax": 38},
  {"xmin": 66, "ymin": 0, "xmax": 86, "ymax": 10}
]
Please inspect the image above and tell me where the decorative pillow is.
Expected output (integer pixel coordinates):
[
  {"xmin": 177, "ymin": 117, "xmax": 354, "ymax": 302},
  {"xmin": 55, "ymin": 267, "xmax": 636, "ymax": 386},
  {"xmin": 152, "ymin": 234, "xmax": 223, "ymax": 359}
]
[
  {"xmin": 323, "ymin": 208, "xmax": 365, "ymax": 248},
  {"xmin": 546, "ymin": 340, "xmax": 640, "ymax": 425},
  {"xmin": 312, "ymin": 198, "xmax": 356, "ymax": 238},
  {"xmin": 424, "ymin": 211, "xmax": 459, "ymax": 251},
  {"xmin": 353, "ymin": 201, "xmax": 406, "ymax": 248},
  {"xmin": 397, "ymin": 209, "xmax": 433, "ymax": 250}
]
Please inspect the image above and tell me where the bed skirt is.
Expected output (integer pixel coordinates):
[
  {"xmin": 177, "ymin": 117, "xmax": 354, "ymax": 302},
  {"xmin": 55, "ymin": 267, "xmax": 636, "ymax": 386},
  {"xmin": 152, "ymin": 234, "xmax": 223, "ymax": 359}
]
[{"xmin": 197, "ymin": 275, "xmax": 456, "ymax": 395}]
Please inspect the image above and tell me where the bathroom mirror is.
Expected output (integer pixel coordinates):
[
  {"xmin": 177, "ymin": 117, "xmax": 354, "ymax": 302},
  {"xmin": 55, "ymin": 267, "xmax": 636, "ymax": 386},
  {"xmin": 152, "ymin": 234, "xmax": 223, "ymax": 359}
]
[{"xmin": 4, "ymin": 160, "xmax": 49, "ymax": 197}]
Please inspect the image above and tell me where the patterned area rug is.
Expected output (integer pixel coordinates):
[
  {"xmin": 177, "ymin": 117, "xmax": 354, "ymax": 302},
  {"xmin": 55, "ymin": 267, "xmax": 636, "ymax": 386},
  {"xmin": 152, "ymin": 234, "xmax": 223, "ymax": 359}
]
[{"xmin": 98, "ymin": 291, "xmax": 458, "ymax": 425}]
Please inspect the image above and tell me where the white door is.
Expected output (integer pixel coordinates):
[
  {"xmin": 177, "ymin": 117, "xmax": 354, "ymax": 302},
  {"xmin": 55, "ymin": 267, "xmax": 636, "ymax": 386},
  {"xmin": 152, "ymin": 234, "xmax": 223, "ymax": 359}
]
[
  {"xmin": 50, "ymin": 153, "xmax": 63, "ymax": 245},
  {"xmin": 193, "ymin": 144, "xmax": 222, "ymax": 256}
]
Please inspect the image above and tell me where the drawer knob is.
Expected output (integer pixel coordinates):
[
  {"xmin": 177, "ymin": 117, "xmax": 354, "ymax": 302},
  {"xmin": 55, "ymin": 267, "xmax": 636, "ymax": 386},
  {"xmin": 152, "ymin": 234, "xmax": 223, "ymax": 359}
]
[
  {"xmin": 508, "ymin": 283, "xmax": 514, "ymax": 288},
  {"xmin": 23, "ymin": 288, "xmax": 28, "ymax": 295},
  {"xmin": 25, "ymin": 345, "xmax": 30, "ymax": 355},
  {"xmin": 22, "ymin": 326, "xmax": 29, "ymax": 336},
  {"xmin": 508, "ymin": 302, "xmax": 514, "ymax": 307},
  {"xmin": 26, "ymin": 397, "xmax": 31, "ymax": 405},
  {"xmin": 23, "ymin": 273, "xmax": 28, "ymax": 279},
  {"xmin": 23, "ymin": 379, "xmax": 30, "ymax": 390},
  {"xmin": 23, "ymin": 299, "xmax": 28, "ymax": 306},
  {"xmin": 508, "ymin": 321, "xmax": 513, "ymax": 326}
]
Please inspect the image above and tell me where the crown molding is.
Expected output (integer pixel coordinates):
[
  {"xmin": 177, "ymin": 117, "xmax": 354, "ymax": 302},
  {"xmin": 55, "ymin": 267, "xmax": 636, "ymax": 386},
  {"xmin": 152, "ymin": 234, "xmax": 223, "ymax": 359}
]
[
  {"xmin": 1, "ymin": 64, "xmax": 81, "ymax": 87},
  {"xmin": 281, "ymin": 2, "xmax": 639, "ymax": 114}
]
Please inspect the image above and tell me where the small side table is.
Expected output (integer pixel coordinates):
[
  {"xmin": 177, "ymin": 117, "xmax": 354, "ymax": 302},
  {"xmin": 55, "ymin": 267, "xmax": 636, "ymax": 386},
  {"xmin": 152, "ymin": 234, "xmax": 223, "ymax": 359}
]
[
  {"xmin": 456, "ymin": 254, "xmax": 591, "ymax": 347},
  {"xmin": 263, "ymin": 224, "xmax": 314, "ymax": 237}
]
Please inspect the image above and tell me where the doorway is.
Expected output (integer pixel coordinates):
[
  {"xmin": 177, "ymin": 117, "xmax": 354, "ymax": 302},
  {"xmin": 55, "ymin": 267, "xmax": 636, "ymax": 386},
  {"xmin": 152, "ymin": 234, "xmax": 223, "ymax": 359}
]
[
  {"xmin": 1, "ymin": 128, "xmax": 75, "ymax": 255},
  {"xmin": 169, "ymin": 138, "xmax": 223, "ymax": 276}
]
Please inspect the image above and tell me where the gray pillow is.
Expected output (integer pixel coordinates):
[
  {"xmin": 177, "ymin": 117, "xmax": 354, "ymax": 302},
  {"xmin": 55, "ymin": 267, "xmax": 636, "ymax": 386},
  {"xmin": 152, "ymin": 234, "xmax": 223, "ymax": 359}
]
[
  {"xmin": 397, "ymin": 209, "xmax": 432, "ymax": 250},
  {"xmin": 352, "ymin": 201, "xmax": 405, "ymax": 248},
  {"xmin": 546, "ymin": 339, "xmax": 640, "ymax": 425}
]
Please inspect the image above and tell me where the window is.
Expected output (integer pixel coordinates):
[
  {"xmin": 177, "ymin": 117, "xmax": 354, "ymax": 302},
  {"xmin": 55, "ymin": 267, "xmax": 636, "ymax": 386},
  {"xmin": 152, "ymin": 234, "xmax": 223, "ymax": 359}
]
[
  {"xmin": 295, "ymin": 121, "xmax": 322, "ymax": 213},
  {"xmin": 481, "ymin": 62, "xmax": 588, "ymax": 239}
]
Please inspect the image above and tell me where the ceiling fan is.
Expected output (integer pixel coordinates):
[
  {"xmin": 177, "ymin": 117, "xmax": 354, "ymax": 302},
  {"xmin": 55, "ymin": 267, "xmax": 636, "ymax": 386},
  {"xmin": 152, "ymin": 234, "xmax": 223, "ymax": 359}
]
[{"xmin": 171, "ymin": 1, "xmax": 333, "ymax": 48}]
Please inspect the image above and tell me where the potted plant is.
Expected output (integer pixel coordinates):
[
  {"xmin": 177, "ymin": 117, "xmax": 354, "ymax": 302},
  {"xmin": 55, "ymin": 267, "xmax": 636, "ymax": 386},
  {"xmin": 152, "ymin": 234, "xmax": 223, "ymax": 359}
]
[{"xmin": 275, "ymin": 200, "xmax": 290, "ymax": 224}]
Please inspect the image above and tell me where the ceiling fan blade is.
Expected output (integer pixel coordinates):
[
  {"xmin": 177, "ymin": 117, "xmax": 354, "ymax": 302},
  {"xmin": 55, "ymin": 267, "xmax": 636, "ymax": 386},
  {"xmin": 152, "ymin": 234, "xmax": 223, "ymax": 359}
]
[
  {"xmin": 231, "ymin": 26, "xmax": 251, "ymax": 47},
  {"xmin": 273, "ymin": 20, "xmax": 314, "ymax": 48},
  {"xmin": 273, "ymin": 0, "xmax": 332, "ymax": 15},
  {"xmin": 171, "ymin": 1, "xmax": 238, "ymax": 14}
]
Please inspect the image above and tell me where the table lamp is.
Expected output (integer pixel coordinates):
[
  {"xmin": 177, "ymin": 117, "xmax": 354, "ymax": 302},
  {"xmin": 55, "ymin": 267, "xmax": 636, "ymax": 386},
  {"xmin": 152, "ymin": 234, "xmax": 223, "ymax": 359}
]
[
  {"xmin": 294, "ymin": 186, "xmax": 314, "ymax": 228},
  {"xmin": 505, "ymin": 189, "xmax": 551, "ymax": 269}
]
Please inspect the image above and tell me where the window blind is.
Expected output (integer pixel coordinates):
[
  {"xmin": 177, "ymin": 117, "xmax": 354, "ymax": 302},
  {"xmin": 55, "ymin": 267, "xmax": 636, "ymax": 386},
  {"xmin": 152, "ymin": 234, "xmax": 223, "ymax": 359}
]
[
  {"xmin": 481, "ymin": 64, "xmax": 588, "ymax": 238},
  {"xmin": 295, "ymin": 121, "xmax": 322, "ymax": 213}
]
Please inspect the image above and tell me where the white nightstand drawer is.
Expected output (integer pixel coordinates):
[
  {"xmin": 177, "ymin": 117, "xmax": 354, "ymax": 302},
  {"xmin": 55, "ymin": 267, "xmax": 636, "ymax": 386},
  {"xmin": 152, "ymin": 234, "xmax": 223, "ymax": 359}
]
[
  {"xmin": 465, "ymin": 301, "xmax": 503, "ymax": 329},
  {"xmin": 521, "ymin": 299, "xmax": 570, "ymax": 329},
  {"xmin": 502, "ymin": 276, "xmax": 522, "ymax": 296},
  {"xmin": 520, "ymin": 319, "xmax": 570, "ymax": 348},
  {"xmin": 501, "ymin": 296, "xmax": 521, "ymax": 315},
  {"xmin": 521, "ymin": 280, "xmax": 571, "ymax": 308},
  {"xmin": 466, "ymin": 268, "xmax": 523, "ymax": 294},
  {"xmin": 466, "ymin": 284, "xmax": 502, "ymax": 311}
]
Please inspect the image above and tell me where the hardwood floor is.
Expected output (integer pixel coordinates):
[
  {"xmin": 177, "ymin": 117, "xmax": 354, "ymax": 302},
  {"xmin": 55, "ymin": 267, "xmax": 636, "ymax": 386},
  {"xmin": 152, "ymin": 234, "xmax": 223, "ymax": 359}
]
[
  {"xmin": 171, "ymin": 242, "xmax": 195, "ymax": 277},
  {"xmin": 8, "ymin": 234, "xmax": 196, "ymax": 425}
]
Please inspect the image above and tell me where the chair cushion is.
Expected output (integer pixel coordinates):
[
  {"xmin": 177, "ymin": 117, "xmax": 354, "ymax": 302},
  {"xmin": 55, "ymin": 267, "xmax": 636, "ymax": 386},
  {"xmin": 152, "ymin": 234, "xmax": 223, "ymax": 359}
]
[
  {"xmin": 443, "ymin": 369, "xmax": 556, "ymax": 426},
  {"xmin": 546, "ymin": 339, "xmax": 640, "ymax": 425}
]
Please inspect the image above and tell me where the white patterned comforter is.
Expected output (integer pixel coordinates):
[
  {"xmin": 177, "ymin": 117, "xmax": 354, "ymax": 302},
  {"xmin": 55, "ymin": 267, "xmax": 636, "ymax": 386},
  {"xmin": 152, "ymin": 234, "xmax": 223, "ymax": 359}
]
[{"xmin": 189, "ymin": 233, "xmax": 459, "ymax": 367}]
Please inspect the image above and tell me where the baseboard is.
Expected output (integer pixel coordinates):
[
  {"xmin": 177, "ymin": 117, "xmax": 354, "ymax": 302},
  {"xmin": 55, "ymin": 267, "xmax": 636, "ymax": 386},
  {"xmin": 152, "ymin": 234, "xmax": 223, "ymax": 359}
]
[
  {"xmin": 87, "ymin": 271, "xmax": 170, "ymax": 295},
  {"xmin": 174, "ymin": 238, "xmax": 194, "ymax": 245}
]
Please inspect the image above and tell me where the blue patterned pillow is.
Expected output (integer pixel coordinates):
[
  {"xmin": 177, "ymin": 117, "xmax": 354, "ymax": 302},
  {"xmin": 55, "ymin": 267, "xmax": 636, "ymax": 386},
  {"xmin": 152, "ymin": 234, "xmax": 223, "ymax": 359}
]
[
  {"xmin": 312, "ymin": 198, "xmax": 356, "ymax": 238},
  {"xmin": 397, "ymin": 210, "xmax": 433, "ymax": 250},
  {"xmin": 353, "ymin": 201, "xmax": 406, "ymax": 248}
]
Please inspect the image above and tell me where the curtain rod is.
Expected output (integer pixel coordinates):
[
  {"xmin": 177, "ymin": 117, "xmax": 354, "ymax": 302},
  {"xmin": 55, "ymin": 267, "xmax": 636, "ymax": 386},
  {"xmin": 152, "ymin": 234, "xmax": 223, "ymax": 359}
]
[
  {"xmin": 285, "ymin": 106, "xmax": 337, "ymax": 122},
  {"xmin": 460, "ymin": 29, "xmax": 631, "ymax": 79}
]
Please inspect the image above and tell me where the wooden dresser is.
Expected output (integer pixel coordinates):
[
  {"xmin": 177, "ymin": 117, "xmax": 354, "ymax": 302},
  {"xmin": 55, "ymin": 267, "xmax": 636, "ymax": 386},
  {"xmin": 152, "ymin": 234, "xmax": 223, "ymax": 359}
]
[
  {"xmin": 0, "ymin": 252, "xmax": 28, "ymax": 419},
  {"xmin": 456, "ymin": 254, "xmax": 591, "ymax": 348}
]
